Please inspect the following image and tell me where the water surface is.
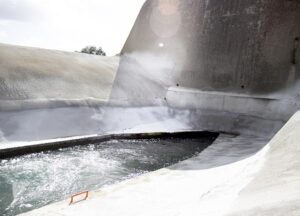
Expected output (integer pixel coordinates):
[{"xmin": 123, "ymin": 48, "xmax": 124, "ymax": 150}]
[{"xmin": 0, "ymin": 137, "xmax": 215, "ymax": 215}]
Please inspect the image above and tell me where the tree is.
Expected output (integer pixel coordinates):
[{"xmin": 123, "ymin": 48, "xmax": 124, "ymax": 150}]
[
  {"xmin": 96, "ymin": 47, "xmax": 106, "ymax": 56},
  {"xmin": 80, "ymin": 46, "xmax": 106, "ymax": 56}
]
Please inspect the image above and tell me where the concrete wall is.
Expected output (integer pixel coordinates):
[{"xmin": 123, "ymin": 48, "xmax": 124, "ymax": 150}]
[
  {"xmin": 119, "ymin": 0, "xmax": 300, "ymax": 95},
  {"xmin": 108, "ymin": 0, "xmax": 300, "ymax": 137},
  {"xmin": 1, "ymin": 0, "xmax": 300, "ymax": 141}
]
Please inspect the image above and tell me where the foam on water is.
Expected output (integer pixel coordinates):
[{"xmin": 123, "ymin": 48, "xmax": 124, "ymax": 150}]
[{"xmin": 0, "ymin": 137, "xmax": 215, "ymax": 215}]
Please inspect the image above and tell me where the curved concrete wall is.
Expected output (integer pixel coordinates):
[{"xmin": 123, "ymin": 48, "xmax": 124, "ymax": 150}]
[
  {"xmin": 0, "ymin": 43, "xmax": 119, "ymax": 110},
  {"xmin": 0, "ymin": 43, "xmax": 120, "ymax": 141},
  {"xmin": 227, "ymin": 111, "xmax": 300, "ymax": 215}
]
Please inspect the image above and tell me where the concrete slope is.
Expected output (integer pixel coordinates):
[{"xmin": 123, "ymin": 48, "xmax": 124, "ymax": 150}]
[
  {"xmin": 0, "ymin": 43, "xmax": 120, "ymax": 141},
  {"xmin": 227, "ymin": 111, "xmax": 300, "ymax": 216},
  {"xmin": 0, "ymin": 43, "xmax": 119, "ymax": 111}
]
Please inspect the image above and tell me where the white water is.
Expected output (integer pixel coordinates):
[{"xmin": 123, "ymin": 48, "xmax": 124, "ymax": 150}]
[
  {"xmin": 19, "ymin": 134, "xmax": 270, "ymax": 216},
  {"xmin": 0, "ymin": 136, "xmax": 215, "ymax": 216}
]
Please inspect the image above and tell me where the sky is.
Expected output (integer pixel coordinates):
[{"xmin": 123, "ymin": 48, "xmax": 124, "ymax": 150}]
[{"xmin": 0, "ymin": 0, "xmax": 145, "ymax": 56}]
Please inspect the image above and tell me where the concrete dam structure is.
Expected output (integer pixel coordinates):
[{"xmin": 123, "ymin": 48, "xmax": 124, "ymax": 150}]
[
  {"xmin": 1, "ymin": 0, "xmax": 300, "ymax": 215},
  {"xmin": 111, "ymin": 0, "xmax": 300, "ymax": 129}
]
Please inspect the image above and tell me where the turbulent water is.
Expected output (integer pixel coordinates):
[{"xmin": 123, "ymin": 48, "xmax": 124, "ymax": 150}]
[{"xmin": 0, "ymin": 137, "xmax": 215, "ymax": 215}]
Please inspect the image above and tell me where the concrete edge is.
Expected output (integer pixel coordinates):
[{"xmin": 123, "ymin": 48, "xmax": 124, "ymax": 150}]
[{"xmin": 0, "ymin": 131, "xmax": 221, "ymax": 159}]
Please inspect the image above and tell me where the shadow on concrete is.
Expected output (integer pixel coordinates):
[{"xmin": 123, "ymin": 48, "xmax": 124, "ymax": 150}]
[{"xmin": 168, "ymin": 134, "xmax": 270, "ymax": 170}]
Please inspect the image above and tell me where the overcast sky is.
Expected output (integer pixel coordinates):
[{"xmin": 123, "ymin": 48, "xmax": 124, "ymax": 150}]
[{"xmin": 0, "ymin": 0, "xmax": 145, "ymax": 55}]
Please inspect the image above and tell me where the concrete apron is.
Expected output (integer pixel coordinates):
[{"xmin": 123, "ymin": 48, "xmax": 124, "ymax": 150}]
[{"xmin": 19, "ymin": 111, "xmax": 300, "ymax": 216}]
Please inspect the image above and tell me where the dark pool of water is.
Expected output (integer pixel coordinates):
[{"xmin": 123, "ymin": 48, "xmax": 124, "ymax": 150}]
[{"xmin": 0, "ymin": 136, "xmax": 216, "ymax": 215}]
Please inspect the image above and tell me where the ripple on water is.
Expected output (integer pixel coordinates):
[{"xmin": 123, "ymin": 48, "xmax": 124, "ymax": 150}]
[{"xmin": 0, "ymin": 137, "xmax": 214, "ymax": 215}]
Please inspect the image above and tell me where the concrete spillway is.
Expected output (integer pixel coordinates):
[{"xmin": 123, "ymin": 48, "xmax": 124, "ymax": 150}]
[
  {"xmin": 1, "ymin": 1, "xmax": 300, "ymax": 142},
  {"xmin": 0, "ymin": 43, "xmax": 119, "ymax": 110},
  {"xmin": 0, "ymin": 43, "xmax": 119, "ymax": 141},
  {"xmin": 18, "ymin": 111, "xmax": 300, "ymax": 216},
  {"xmin": 0, "ymin": 0, "xmax": 300, "ymax": 215},
  {"xmin": 108, "ymin": 0, "xmax": 300, "ymax": 137},
  {"xmin": 227, "ymin": 111, "xmax": 300, "ymax": 215}
]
